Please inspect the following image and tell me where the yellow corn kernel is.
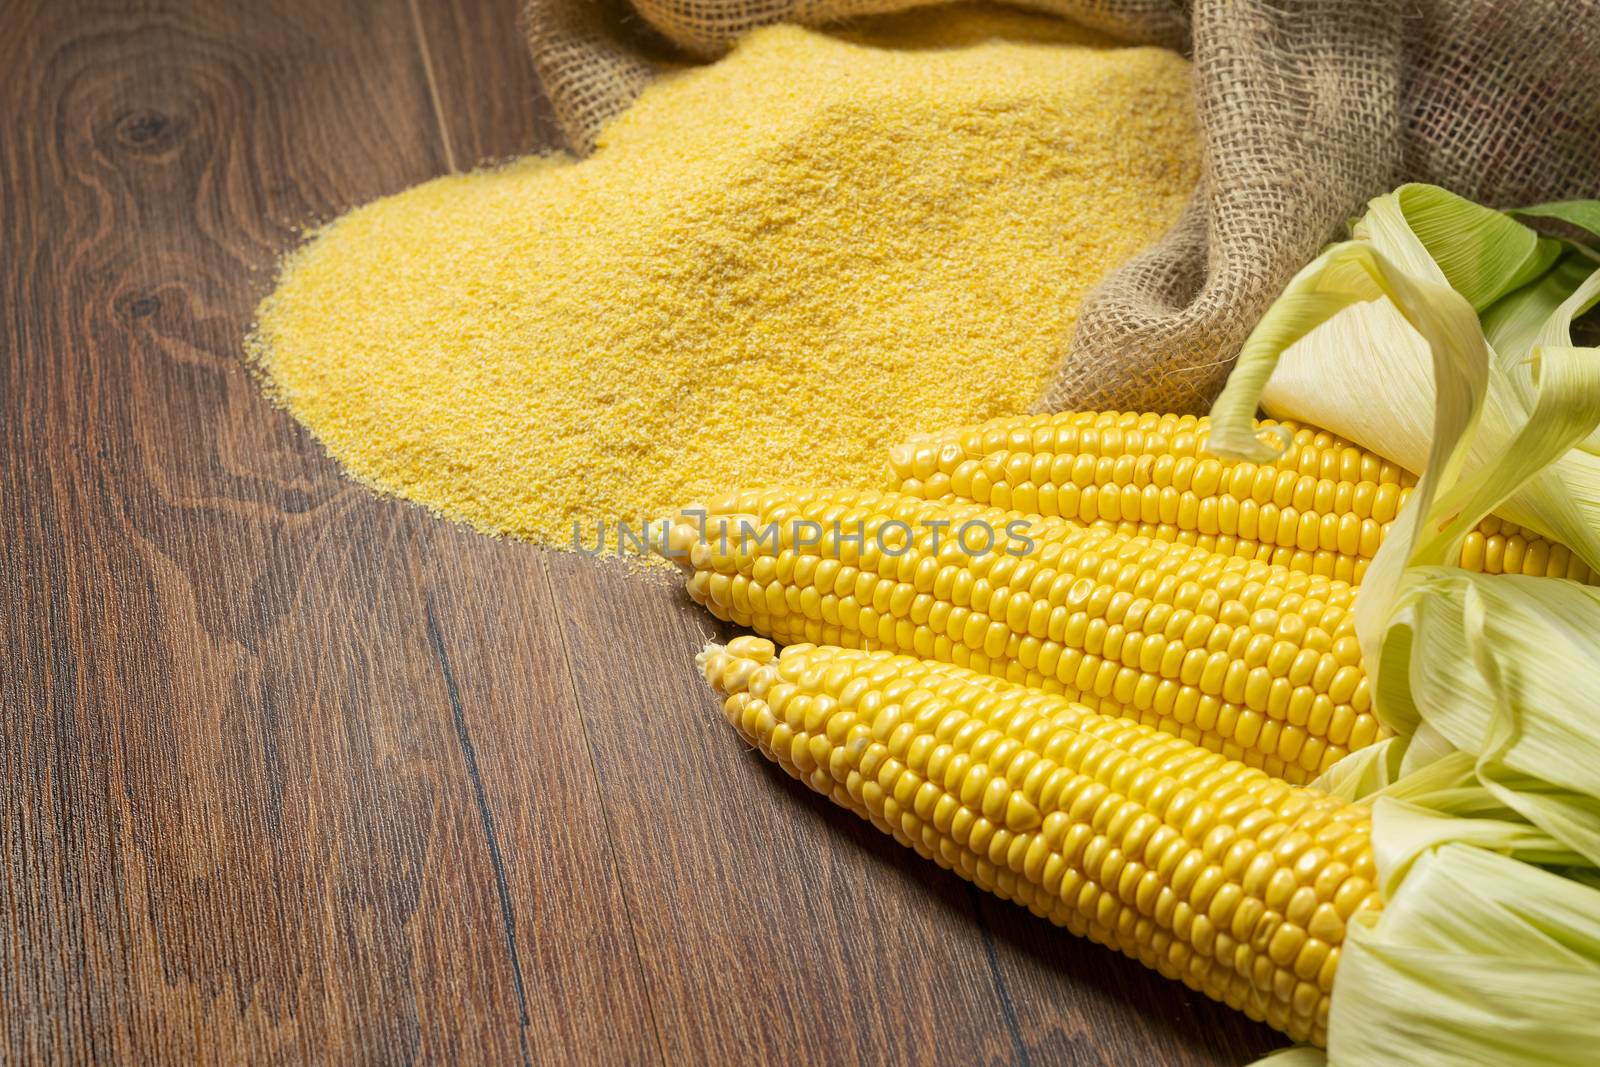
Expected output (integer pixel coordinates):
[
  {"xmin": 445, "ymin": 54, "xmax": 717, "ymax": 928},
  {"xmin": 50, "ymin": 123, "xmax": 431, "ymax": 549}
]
[
  {"xmin": 887, "ymin": 411, "xmax": 1591, "ymax": 584},
  {"xmin": 671, "ymin": 488, "xmax": 1385, "ymax": 782},
  {"xmin": 700, "ymin": 640, "xmax": 1381, "ymax": 1047}
]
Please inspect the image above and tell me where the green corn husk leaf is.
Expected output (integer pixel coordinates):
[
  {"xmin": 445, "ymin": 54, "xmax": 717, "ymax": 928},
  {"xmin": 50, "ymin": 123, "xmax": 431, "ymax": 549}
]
[
  {"xmin": 1529, "ymin": 270, "xmax": 1600, "ymax": 455},
  {"xmin": 1322, "ymin": 751, "xmax": 1586, "ymax": 872},
  {"xmin": 1230, "ymin": 184, "xmax": 1600, "ymax": 1066},
  {"xmin": 1368, "ymin": 796, "xmax": 1590, "ymax": 895},
  {"xmin": 1203, "ymin": 240, "xmax": 1485, "ymax": 466},
  {"xmin": 1482, "ymin": 253, "xmax": 1600, "ymax": 362},
  {"xmin": 1511, "ymin": 199, "xmax": 1600, "ymax": 244},
  {"xmin": 1343, "ymin": 270, "xmax": 1600, "ymax": 858},
  {"xmin": 1209, "ymin": 183, "xmax": 1600, "ymax": 575},
  {"xmin": 1320, "ymin": 281, "xmax": 1600, "ymax": 1065},
  {"xmin": 1354, "ymin": 184, "xmax": 1562, "ymax": 310}
]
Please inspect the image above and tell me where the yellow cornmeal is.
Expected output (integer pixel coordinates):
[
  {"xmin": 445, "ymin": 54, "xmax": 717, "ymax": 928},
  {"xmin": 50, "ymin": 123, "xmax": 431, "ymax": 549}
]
[{"xmin": 250, "ymin": 6, "xmax": 1198, "ymax": 551}]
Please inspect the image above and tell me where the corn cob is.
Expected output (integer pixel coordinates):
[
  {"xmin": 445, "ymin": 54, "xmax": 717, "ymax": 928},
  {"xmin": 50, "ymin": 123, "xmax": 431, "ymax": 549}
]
[
  {"xmin": 666, "ymin": 488, "xmax": 1383, "ymax": 783},
  {"xmin": 887, "ymin": 411, "xmax": 1593, "ymax": 585},
  {"xmin": 701, "ymin": 638, "xmax": 1381, "ymax": 1045}
]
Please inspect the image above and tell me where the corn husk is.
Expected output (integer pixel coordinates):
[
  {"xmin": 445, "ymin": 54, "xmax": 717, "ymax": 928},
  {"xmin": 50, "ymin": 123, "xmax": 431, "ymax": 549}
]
[
  {"xmin": 1226, "ymin": 185, "xmax": 1600, "ymax": 1065},
  {"xmin": 1353, "ymin": 183, "xmax": 1562, "ymax": 311},
  {"xmin": 1511, "ymin": 200, "xmax": 1600, "ymax": 244},
  {"xmin": 1256, "ymin": 840, "xmax": 1600, "ymax": 1067},
  {"xmin": 1328, "ymin": 844, "xmax": 1600, "ymax": 1067},
  {"xmin": 1481, "ymin": 253, "xmax": 1599, "ymax": 373},
  {"xmin": 1207, "ymin": 184, "xmax": 1600, "ymax": 573},
  {"xmin": 1336, "ymin": 256, "xmax": 1600, "ymax": 1065},
  {"xmin": 1264, "ymin": 192, "xmax": 1600, "ymax": 859}
]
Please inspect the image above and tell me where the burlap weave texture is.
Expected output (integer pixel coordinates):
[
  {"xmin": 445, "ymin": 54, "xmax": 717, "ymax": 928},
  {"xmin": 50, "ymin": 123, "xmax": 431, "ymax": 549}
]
[{"xmin": 522, "ymin": 0, "xmax": 1600, "ymax": 413}]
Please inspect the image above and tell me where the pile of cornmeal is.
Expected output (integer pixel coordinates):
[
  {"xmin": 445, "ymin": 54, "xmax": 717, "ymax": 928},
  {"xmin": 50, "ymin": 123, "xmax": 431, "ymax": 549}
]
[{"xmin": 250, "ymin": 6, "xmax": 1198, "ymax": 549}]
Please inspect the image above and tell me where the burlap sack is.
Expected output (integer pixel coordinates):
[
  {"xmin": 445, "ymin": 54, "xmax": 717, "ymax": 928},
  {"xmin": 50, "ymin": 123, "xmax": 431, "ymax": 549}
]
[{"xmin": 522, "ymin": 0, "xmax": 1600, "ymax": 414}]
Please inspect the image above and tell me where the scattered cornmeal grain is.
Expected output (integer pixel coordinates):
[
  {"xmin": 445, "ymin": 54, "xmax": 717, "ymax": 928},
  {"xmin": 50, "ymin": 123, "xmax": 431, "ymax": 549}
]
[{"xmin": 250, "ymin": 5, "xmax": 1198, "ymax": 552}]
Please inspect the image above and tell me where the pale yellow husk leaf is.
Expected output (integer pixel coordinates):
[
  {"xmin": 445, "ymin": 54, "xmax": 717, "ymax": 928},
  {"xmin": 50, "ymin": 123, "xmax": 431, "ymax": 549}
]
[{"xmin": 1227, "ymin": 186, "xmax": 1600, "ymax": 1065}]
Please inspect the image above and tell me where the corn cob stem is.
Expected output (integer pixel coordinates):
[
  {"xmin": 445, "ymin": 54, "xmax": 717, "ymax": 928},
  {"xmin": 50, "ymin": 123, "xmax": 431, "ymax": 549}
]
[
  {"xmin": 668, "ymin": 488, "xmax": 1383, "ymax": 783},
  {"xmin": 701, "ymin": 638, "xmax": 1382, "ymax": 1045},
  {"xmin": 887, "ymin": 411, "xmax": 1592, "ymax": 585}
]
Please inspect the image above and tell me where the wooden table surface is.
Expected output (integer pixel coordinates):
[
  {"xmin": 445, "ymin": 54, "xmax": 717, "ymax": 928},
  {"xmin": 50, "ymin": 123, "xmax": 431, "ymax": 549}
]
[{"xmin": 1, "ymin": 1, "xmax": 1285, "ymax": 1062}]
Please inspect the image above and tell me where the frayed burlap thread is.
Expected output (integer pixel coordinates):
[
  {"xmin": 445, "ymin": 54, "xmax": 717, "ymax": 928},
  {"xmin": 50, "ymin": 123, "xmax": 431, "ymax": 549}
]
[{"xmin": 523, "ymin": 0, "xmax": 1600, "ymax": 413}]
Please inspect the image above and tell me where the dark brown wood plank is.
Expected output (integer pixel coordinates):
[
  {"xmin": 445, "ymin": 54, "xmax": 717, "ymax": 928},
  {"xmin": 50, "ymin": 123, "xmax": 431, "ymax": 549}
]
[
  {"xmin": 543, "ymin": 556, "xmax": 1029, "ymax": 1065},
  {"xmin": 412, "ymin": 6, "xmax": 1044, "ymax": 1061},
  {"xmin": 1, "ymin": 0, "xmax": 1295, "ymax": 1062},
  {"xmin": 408, "ymin": 0, "xmax": 566, "ymax": 167},
  {"xmin": 0, "ymin": 0, "xmax": 651, "ymax": 1062},
  {"xmin": 418, "ymin": 540, "xmax": 659, "ymax": 1064},
  {"xmin": 972, "ymin": 896, "xmax": 1286, "ymax": 1065}
]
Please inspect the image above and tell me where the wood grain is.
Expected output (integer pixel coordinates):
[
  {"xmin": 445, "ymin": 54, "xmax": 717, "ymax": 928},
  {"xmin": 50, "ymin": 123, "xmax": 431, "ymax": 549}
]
[
  {"xmin": 0, "ymin": 1, "xmax": 643, "ymax": 1062},
  {"xmin": 0, "ymin": 0, "xmax": 1286, "ymax": 1062}
]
